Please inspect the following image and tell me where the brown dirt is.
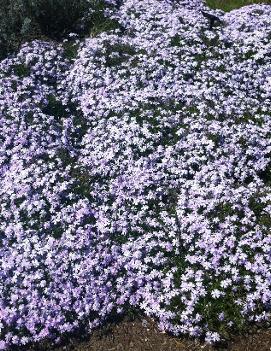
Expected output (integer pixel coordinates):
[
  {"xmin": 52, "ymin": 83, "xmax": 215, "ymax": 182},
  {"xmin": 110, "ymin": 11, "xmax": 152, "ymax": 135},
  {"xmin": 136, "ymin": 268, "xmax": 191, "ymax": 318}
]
[{"xmin": 41, "ymin": 317, "xmax": 271, "ymax": 351}]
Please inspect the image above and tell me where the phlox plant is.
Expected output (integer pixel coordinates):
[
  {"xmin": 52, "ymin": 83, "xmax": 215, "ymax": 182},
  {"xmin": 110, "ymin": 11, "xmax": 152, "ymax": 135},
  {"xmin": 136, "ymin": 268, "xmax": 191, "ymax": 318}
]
[{"xmin": 0, "ymin": 0, "xmax": 271, "ymax": 349}]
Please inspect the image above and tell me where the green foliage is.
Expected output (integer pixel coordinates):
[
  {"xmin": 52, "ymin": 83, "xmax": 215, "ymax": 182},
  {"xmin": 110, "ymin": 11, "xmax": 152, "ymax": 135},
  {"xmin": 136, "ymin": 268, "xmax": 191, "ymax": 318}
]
[
  {"xmin": 13, "ymin": 63, "xmax": 31, "ymax": 77},
  {"xmin": 0, "ymin": 0, "xmax": 114, "ymax": 59},
  {"xmin": 90, "ymin": 18, "xmax": 121, "ymax": 37},
  {"xmin": 63, "ymin": 42, "xmax": 80, "ymax": 60},
  {"xmin": 197, "ymin": 288, "xmax": 247, "ymax": 339},
  {"xmin": 42, "ymin": 94, "xmax": 67, "ymax": 120},
  {"xmin": 206, "ymin": 0, "xmax": 271, "ymax": 11},
  {"xmin": 170, "ymin": 34, "xmax": 181, "ymax": 47},
  {"xmin": 24, "ymin": 0, "xmax": 94, "ymax": 38}
]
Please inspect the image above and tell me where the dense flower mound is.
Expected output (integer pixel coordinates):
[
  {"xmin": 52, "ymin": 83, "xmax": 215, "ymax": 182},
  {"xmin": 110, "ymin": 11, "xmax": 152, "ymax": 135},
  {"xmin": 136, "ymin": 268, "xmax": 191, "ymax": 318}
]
[{"xmin": 0, "ymin": 0, "xmax": 271, "ymax": 348}]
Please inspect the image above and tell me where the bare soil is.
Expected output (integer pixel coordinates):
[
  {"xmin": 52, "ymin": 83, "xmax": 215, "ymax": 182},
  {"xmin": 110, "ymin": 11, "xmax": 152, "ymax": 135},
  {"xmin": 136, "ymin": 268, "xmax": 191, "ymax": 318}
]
[{"xmin": 36, "ymin": 317, "xmax": 271, "ymax": 351}]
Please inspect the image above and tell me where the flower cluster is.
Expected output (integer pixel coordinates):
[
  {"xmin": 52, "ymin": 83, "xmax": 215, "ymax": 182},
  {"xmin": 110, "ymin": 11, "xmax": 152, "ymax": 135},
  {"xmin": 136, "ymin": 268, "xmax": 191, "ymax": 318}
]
[{"xmin": 0, "ymin": 0, "xmax": 271, "ymax": 349}]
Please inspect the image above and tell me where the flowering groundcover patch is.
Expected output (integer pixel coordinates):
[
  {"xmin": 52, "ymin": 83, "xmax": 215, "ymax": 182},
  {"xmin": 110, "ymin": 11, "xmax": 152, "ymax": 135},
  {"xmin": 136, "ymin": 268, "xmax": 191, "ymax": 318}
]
[{"xmin": 0, "ymin": 0, "xmax": 271, "ymax": 349}]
